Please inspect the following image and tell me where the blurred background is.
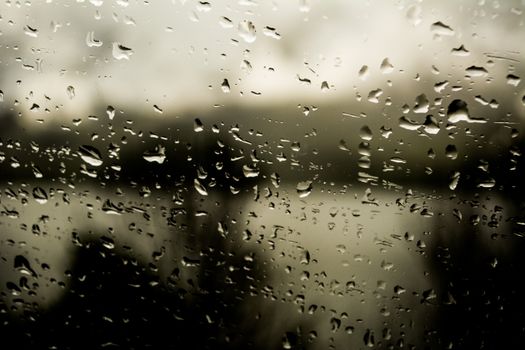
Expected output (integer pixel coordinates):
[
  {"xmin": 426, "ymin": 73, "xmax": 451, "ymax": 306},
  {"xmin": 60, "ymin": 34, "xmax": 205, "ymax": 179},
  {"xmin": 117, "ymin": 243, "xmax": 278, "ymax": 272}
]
[{"xmin": 1, "ymin": 0, "xmax": 525, "ymax": 349}]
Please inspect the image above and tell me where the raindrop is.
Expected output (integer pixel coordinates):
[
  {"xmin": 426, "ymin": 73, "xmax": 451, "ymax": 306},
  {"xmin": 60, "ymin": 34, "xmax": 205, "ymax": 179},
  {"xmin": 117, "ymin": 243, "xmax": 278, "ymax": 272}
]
[
  {"xmin": 447, "ymin": 99, "xmax": 486, "ymax": 124},
  {"xmin": 194, "ymin": 178, "xmax": 208, "ymax": 196},
  {"xmin": 142, "ymin": 145, "xmax": 166, "ymax": 164},
  {"xmin": 414, "ymin": 94, "xmax": 429, "ymax": 113},
  {"xmin": 358, "ymin": 65, "xmax": 369, "ymax": 80},
  {"xmin": 359, "ymin": 125, "xmax": 373, "ymax": 141},
  {"xmin": 363, "ymin": 329, "xmax": 375, "ymax": 347},
  {"xmin": 451, "ymin": 44, "xmax": 470, "ymax": 56},
  {"xmin": 296, "ymin": 181, "xmax": 313, "ymax": 198},
  {"xmin": 406, "ymin": 4, "xmax": 422, "ymax": 26},
  {"xmin": 78, "ymin": 145, "xmax": 103, "ymax": 167},
  {"xmin": 367, "ymin": 88, "xmax": 383, "ymax": 103},
  {"xmin": 431, "ymin": 21, "xmax": 455, "ymax": 36},
  {"xmin": 24, "ymin": 25, "xmax": 39, "ymax": 37},
  {"xmin": 32, "ymin": 187, "xmax": 48, "ymax": 204},
  {"xmin": 221, "ymin": 79, "xmax": 231, "ymax": 93},
  {"xmin": 445, "ymin": 145, "xmax": 458, "ymax": 160},
  {"xmin": 106, "ymin": 105, "xmax": 116, "ymax": 120},
  {"xmin": 238, "ymin": 20, "xmax": 256, "ymax": 43},
  {"xmin": 14, "ymin": 255, "xmax": 37, "ymax": 277},
  {"xmin": 219, "ymin": 16, "xmax": 233, "ymax": 28},
  {"xmin": 506, "ymin": 74, "xmax": 521, "ymax": 87},
  {"xmin": 465, "ymin": 65, "xmax": 488, "ymax": 77},
  {"xmin": 449, "ymin": 171, "xmax": 460, "ymax": 190},
  {"xmin": 194, "ymin": 118, "xmax": 204, "ymax": 132},
  {"xmin": 66, "ymin": 85, "xmax": 75, "ymax": 99},
  {"xmin": 86, "ymin": 31, "xmax": 103, "ymax": 47},
  {"xmin": 243, "ymin": 164, "xmax": 260, "ymax": 178},
  {"xmin": 380, "ymin": 57, "xmax": 394, "ymax": 74},
  {"xmin": 112, "ymin": 42, "xmax": 134, "ymax": 60},
  {"xmin": 321, "ymin": 81, "xmax": 330, "ymax": 92}
]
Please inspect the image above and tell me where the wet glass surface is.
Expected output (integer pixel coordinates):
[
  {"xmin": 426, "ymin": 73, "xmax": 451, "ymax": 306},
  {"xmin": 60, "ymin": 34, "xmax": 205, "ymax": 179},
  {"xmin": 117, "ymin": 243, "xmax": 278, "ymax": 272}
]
[{"xmin": 1, "ymin": 1, "xmax": 525, "ymax": 349}]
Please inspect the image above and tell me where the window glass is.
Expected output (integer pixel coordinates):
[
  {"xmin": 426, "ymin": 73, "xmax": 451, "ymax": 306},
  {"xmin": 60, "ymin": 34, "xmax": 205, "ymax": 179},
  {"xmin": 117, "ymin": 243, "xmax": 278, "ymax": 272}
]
[{"xmin": 1, "ymin": 1, "xmax": 524, "ymax": 349}]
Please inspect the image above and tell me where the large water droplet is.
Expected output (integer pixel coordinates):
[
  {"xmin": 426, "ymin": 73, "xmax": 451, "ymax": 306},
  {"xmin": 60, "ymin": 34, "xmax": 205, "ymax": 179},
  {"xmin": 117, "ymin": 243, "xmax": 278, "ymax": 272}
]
[
  {"xmin": 142, "ymin": 145, "xmax": 166, "ymax": 164},
  {"xmin": 431, "ymin": 21, "xmax": 455, "ymax": 36},
  {"xmin": 194, "ymin": 178, "xmax": 208, "ymax": 196},
  {"xmin": 112, "ymin": 42, "xmax": 134, "ymax": 60},
  {"xmin": 14, "ymin": 255, "xmax": 37, "ymax": 277},
  {"xmin": 238, "ymin": 20, "xmax": 256, "ymax": 43},
  {"xmin": 78, "ymin": 145, "xmax": 103, "ymax": 167},
  {"xmin": 447, "ymin": 99, "xmax": 486, "ymax": 124},
  {"xmin": 32, "ymin": 187, "xmax": 48, "ymax": 204},
  {"xmin": 296, "ymin": 181, "xmax": 313, "ymax": 198}
]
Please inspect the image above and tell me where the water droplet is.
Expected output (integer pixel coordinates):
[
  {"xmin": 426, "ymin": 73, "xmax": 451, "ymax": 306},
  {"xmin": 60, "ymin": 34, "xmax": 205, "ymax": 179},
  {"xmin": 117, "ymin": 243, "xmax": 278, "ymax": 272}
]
[
  {"xmin": 194, "ymin": 118, "xmax": 204, "ymax": 132},
  {"xmin": 296, "ymin": 181, "xmax": 313, "ymax": 198},
  {"xmin": 406, "ymin": 4, "xmax": 422, "ymax": 26},
  {"xmin": 24, "ymin": 25, "xmax": 38, "ymax": 38},
  {"xmin": 449, "ymin": 171, "xmax": 460, "ymax": 190},
  {"xmin": 112, "ymin": 42, "xmax": 134, "ymax": 60},
  {"xmin": 221, "ymin": 79, "xmax": 231, "ymax": 93},
  {"xmin": 447, "ymin": 99, "xmax": 487, "ymax": 124},
  {"xmin": 14, "ymin": 255, "xmax": 37, "ymax": 277},
  {"xmin": 445, "ymin": 145, "xmax": 458, "ymax": 160},
  {"xmin": 358, "ymin": 65, "xmax": 369, "ymax": 80},
  {"xmin": 320, "ymin": 81, "xmax": 330, "ymax": 92},
  {"xmin": 106, "ymin": 105, "xmax": 115, "ymax": 120},
  {"xmin": 465, "ymin": 65, "xmax": 488, "ymax": 77},
  {"xmin": 153, "ymin": 104, "xmax": 163, "ymax": 114},
  {"xmin": 219, "ymin": 16, "xmax": 233, "ymax": 28},
  {"xmin": 506, "ymin": 74, "xmax": 521, "ymax": 87},
  {"xmin": 364, "ymin": 329, "xmax": 375, "ymax": 347},
  {"xmin": 242, "ymin": 164, "xmax": 260, "ymax": 178},
  {"xmin": 367, "ymin": 88, "xmax": 383, "ymax": 103},
  {"xmin": 66, "ymin": 85, "xmax": 75, "ymax": 99},
  {"xmin": 238, "ymin": 20, "xmax": 256, "ymax": 43},
  {"xmin": 300, "ymin": 249, "xmax": 310, "ymax": 264},
  {"xmin": 86, "ymin": 31, "xmax": 103, "ymax": 47},
  {"xmin": 359, "ymin": 125, "xmax": 373, "ymax": 141},
  {"xmin": 194, "ymin": 178, "xmax": 208, "ymax": 196},
  {"xmin": 142, "ymin": 145, "xmax": 166, "ymax": 164},
  {"xmin": 451, "ymin": 44, "xmax": 470, "ymax": 56},
  {"xmin": 32, "ymin": 187, "xmax": 48, "ymax": 204},
  {"xmin": 78, "ymin": 145, "xmax": 103, "ymax": 167},
  {"xmin": 414, "ymin": 93, "xmax": 429, "ymax": 113},
  {"xmin": 380, "ymin": 57, "xmax": 394, "ymax": 74},
  {"xmin": 431, "ymin": 21, "xmax": 455, "ymax": 36}
]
